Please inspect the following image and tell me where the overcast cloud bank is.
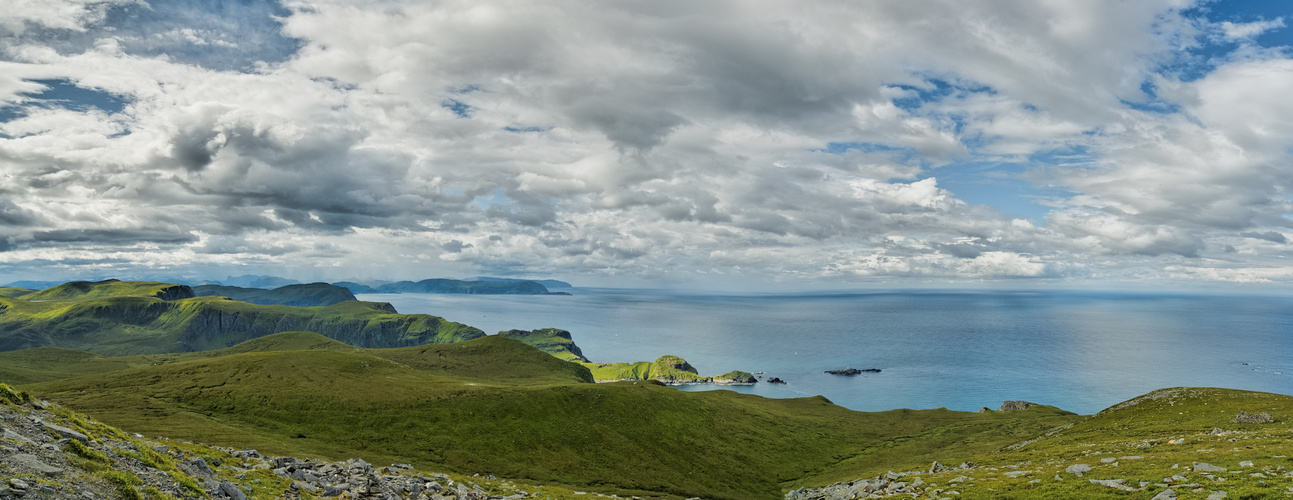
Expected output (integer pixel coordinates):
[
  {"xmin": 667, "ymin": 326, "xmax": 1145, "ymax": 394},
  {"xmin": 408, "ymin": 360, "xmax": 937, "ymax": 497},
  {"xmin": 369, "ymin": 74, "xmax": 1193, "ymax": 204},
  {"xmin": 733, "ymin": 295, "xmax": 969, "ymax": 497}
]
[{"xmin": 1, "ymin": 0, "xmax": 1292, "ymax": 289}]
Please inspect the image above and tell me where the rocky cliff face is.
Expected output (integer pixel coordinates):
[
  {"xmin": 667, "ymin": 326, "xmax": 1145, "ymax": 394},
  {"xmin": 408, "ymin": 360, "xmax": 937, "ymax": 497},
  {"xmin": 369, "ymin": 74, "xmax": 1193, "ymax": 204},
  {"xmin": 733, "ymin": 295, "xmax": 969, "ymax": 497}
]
[
  {"xmin": 153, "ymin": 285, "xmax": 196, "ymax": 301},
  {"xmin": 177, "ymin": 304, "xmax": 484, "ymax": 352}
]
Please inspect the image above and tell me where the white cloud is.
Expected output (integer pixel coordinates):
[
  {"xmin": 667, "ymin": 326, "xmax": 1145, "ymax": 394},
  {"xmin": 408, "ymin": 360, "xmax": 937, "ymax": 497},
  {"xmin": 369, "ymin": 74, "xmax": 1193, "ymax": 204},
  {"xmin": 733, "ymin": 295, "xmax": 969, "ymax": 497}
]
[
  {"xmin": 1218, "ymin": 19, "xmax": 1285, "ymax": 41},
  {"xmin": 6, "ymin": 0, "xmax": 1293, "ymax": 288}
]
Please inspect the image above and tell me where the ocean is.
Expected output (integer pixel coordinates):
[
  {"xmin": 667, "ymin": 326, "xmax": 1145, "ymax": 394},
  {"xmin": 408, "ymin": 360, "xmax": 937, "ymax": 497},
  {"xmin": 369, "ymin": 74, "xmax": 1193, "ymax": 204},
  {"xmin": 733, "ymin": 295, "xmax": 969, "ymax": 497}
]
[{"xmin": 357, "ymin": 288, "xmax": 1292, "ymax": 415}]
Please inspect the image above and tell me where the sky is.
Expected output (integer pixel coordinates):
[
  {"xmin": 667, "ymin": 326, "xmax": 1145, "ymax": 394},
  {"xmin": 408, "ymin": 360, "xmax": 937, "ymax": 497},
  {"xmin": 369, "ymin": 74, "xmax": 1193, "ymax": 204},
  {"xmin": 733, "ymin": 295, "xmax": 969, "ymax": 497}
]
[{"xmin": 2, "ymin": 0, "xmax": 1293, "ymax": 290}]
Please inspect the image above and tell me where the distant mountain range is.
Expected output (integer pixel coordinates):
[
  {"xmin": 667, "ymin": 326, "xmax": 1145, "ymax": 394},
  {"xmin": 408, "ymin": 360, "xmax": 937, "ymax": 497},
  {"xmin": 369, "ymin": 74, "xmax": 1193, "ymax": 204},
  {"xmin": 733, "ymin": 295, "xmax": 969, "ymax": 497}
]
[
  {"xmin": 191, "ymin": 283, "xmax": 357, "ymax": 307},
  {"xmin": 336, "ymin": 278, "xmax": 571, "ymax": 295},
  {"xmin": 6, "ymin": 275, "xmax": 574, "ymax": 296}
]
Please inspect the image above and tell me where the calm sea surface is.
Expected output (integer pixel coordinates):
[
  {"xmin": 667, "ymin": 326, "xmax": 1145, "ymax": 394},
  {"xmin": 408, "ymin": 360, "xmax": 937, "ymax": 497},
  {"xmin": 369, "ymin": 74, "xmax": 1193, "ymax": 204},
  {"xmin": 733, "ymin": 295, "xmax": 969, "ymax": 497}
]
[{"xmin": 358, "ymin": 289, "xmax": 1292, "ymax": 414}]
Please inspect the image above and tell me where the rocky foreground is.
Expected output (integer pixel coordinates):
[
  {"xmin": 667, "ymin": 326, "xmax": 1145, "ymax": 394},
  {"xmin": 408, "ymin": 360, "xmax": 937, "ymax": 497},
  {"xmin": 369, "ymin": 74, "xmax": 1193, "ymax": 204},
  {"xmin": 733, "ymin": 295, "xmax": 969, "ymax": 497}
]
[
  {"xmin": 0, "ymin": 386, "xmax": 600, "ymax": 500},
  {"xmin": 785, "ymin": 429, "xmax": 1293, "ymax": 500}
]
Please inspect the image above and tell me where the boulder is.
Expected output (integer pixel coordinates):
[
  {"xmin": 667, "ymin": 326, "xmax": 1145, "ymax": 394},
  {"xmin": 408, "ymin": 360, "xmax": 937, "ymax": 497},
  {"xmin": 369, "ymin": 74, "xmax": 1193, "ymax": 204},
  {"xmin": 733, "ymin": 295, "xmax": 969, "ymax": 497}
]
[
  {"xmin": 1065, "ymin": 464, "xmax": 1092, "ymax": 476},
  {"xmin": 1151, "ymin": 488, "xmax": 1177, "ymax": 500},
  {"xmin": 218, "ymin": 481, "xmax": 249, "ymax": 500},
  {"xmin": 2, "ymin": 429, "xmax": 34, "ymax": 444},
  {"xmin": 40, "ymin": 421, "xmax": 88, "ymax": 443},
  {"xmin": 5, "ymin": 454, "xmax": 63, "ymax": 476},
  {"xmin": 189, "ymin": 457, "xmax": 215, "ymax": 477}
]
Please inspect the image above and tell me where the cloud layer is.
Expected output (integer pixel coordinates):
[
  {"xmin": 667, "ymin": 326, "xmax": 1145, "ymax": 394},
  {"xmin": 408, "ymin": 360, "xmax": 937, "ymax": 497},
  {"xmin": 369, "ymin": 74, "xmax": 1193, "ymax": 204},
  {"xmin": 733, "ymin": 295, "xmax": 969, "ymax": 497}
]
[{"xmin": 1, "ymin": 0, "xmax": 1291, "ymax": 288}]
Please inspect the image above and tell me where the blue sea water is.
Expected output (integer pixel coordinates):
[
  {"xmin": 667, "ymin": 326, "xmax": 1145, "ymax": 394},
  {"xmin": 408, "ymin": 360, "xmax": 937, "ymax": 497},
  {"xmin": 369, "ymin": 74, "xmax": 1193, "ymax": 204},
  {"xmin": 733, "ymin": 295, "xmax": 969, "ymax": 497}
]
[{"xmin": 358, "ymin": 288, "xmax": 1292, "ymax": 415}]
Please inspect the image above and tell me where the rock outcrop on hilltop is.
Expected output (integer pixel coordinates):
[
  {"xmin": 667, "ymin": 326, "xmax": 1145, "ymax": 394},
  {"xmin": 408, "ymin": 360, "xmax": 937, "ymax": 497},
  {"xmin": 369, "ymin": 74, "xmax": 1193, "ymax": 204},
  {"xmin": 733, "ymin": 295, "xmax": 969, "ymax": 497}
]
[{"xmin": 998, "ymin": 401, "xmax": 1035, "ymax": 411}]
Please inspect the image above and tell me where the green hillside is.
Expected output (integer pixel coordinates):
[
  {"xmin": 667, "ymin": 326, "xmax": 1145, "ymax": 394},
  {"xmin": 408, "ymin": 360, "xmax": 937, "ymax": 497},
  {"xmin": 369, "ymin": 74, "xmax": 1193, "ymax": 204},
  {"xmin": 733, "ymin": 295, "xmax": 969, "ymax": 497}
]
[
  {"xmin": 0, "ymin": 280, "xmax": 483, "ymax": 355},
  {"xmin": 7, "ymin": 332, "xmax": 1080, "ymax": 499},
  {"xmin": 0, "ymin": 286, "xmax": 36, "ymax": 298},
  {"xmin": 795, "ymin": 387, "xmax": 1293, "ymax": 499}
]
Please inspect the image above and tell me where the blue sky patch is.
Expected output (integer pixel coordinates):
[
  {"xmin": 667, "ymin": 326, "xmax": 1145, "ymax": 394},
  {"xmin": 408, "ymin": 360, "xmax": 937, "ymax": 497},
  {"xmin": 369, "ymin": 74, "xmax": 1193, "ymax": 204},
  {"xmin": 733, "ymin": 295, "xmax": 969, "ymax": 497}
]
[
  {"xmin": 504, "ymin": 126, "xmax": 550, "ymax": 133},
  {"xmin": 95, "ymin": 0, "xmax": 300, "ymax": 72},
  {"xmin": 443, "ymin": 99, "xmax": 472, "ymax": 118},
  {"xmin": 1, "ymin": 79, "xmax": 131, "ymax": 124}
]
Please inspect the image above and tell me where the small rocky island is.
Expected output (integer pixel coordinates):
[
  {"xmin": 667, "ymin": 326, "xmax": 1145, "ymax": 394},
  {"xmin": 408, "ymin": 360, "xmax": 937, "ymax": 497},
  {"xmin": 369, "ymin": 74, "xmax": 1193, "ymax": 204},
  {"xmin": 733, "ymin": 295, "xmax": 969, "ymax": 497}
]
[
  {"xmin": 825, "ymin": 368, "xmax": 882, "ymax": 376},
  {"xmin": 498, "ymin": 328, "xmax": 758, "ymax": 385}
]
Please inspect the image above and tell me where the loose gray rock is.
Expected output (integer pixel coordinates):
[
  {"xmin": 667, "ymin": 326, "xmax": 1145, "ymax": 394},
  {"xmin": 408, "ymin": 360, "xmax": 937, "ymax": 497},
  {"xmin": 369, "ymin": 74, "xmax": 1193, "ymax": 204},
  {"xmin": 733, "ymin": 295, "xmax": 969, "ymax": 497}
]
[
  {"xmin": 1152, "ymin": 488, "xmax": 1178, "ymax": 500},
  {"xmin": 1239, "ymin": 460, "xmax": 1254, "ymax": 467},
  {"xmin": 1232, "ymin": 411, "xmax": 1274, "ymax": 424},
  {"xmin": 40, "ymin": 421, "xmax": 88, "ymax": 443},
  {"xmin": 2, "ymin": 429, "xmax": 34, "ymax": 444},
  {"xmin": 1206, "ymin": 491, "xmax": 1228, "ymax": 500},
  {"xmin": 292, "ymin": 481, "xmax": 319, "ymax": 493},
  {"xmin": 1193, "ymin": 463, "xmax": 1227, "ymax": 473},
  {"xmin": 1066, "ymin": 464, "xmax": 1092, "ymax": 476},
  {"xmin": 217, "ymin": 481, "xmax": 248, "ymax": 500},
  {"xmin": 1090, "ymin": 479, "xmax": 1136, "ymax": 491},
  {"xmin": 1101, "ymin": 457, "xmax": 1117, "ymax": 464},
  {"xmin": 5, "ymin": 453, "xmax": 64, "ymax": 476},
  {"xmin": 188, "ymin": 457, "xmax": 215, "ymax": 476}
]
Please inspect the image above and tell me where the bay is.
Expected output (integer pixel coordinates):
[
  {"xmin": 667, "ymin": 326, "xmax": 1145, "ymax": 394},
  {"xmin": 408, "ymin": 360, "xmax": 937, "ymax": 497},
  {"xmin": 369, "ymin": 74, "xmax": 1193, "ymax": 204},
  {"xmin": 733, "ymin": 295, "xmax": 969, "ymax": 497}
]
[{"xmin": 359, "ymin": 288, "xmax": 1292, "ymax": 414}]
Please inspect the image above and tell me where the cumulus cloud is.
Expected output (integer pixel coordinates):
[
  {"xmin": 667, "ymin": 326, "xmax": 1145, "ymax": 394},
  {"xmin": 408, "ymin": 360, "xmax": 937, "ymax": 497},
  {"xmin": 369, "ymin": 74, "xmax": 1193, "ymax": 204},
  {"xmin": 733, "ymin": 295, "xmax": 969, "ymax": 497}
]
[
  {"xmin": 1, "ymin": 0, "xmax": 1292, "ymax": 288},
  {"xmin": 1218, "ymin": 19, "xmax": 1285, "ymax": 41}
]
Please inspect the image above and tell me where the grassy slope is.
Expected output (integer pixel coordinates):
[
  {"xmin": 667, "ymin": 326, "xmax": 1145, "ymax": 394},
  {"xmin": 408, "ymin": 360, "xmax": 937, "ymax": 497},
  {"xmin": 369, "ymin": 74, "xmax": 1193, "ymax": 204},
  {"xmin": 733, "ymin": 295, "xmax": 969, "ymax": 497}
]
[
  {"xmin": 0, "ymin": 281, "xmax": 483, "ymax": 355},
  {"xmin": 866, "ymin": 387, "xmax": 1293, "ymax": 499},
  {"xmin": 11, "ymin": 332, "xmax": 1080, "ymax": 500},
  {"xmin": 0, "ymin": 286, "xmax": 35, "ymax": 298}
]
